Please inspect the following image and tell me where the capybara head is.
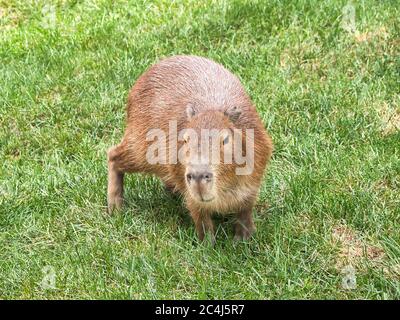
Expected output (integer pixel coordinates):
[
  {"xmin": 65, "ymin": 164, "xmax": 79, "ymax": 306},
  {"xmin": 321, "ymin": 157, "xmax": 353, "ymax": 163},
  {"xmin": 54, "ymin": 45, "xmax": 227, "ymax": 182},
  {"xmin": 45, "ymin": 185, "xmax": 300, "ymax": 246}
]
[{"xmin": 180, "ymin": 104, "xmax": 244, "ymax": 204}]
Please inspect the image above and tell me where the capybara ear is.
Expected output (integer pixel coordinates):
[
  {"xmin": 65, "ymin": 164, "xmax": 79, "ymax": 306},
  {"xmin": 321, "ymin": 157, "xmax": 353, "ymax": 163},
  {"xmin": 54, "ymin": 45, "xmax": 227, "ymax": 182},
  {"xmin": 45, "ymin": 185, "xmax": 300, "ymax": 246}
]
[
  {"xmin": 224, "ymin": 105, "xmax": 241, "ymax": 122},
  {"xmin": 186, "ymin": 103, "xmax": 197, "ymax": 119}
]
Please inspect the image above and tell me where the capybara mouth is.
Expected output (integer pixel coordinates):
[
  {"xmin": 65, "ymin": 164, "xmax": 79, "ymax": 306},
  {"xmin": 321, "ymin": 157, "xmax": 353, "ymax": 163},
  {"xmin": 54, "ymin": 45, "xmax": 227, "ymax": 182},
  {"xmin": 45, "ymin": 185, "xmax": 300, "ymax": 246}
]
[
  {"xmin": 191, "ymin": 193, "xmax": 215, "ymax": 203},
  {"xmin": 200, "ymin": 197, "xmax": 215, "ymax": 203}
]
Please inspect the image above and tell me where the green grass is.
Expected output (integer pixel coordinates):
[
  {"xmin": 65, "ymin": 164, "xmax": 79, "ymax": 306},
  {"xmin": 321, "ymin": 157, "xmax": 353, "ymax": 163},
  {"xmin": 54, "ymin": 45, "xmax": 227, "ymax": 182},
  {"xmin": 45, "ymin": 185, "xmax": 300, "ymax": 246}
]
[{"xmin": 1, "ymin": 0, "xmax": 399, "ymax": 299}]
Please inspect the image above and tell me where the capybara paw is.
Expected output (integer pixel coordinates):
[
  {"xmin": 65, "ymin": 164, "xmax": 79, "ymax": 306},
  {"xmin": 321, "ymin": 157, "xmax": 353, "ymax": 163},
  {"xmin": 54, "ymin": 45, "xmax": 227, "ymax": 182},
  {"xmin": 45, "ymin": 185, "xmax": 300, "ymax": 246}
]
[
  {"xmin": 107, "ymin": 197, "xmax": 123, "ymax": 214},
  {"xmin": 234, "ymin": 228, "xmax": 255, "ymax": 241},
  {"xmin": 198, "ymin": 233, "xmax": 216, "ymax": 246}
]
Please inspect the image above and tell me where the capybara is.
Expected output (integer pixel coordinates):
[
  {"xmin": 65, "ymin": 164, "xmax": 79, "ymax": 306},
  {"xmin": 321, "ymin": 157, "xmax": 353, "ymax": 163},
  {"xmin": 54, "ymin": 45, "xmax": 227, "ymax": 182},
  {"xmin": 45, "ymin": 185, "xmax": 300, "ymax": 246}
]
[{"xmin": 107, "ymin": 55, "xmax": 273, "ymax": 243}]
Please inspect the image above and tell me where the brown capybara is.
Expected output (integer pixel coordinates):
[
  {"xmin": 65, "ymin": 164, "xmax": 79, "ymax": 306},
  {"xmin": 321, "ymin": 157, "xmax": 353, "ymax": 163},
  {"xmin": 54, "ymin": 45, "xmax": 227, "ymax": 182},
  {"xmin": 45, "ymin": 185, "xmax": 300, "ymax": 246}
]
[{"xmin": 107, "ymin": 55, "xmax": 273, "ymax": 243}]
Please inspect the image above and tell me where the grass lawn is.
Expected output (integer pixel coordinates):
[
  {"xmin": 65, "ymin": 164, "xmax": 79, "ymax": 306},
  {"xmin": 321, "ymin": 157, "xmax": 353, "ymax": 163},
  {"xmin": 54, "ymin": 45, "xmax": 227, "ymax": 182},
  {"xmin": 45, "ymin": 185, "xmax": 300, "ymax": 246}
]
[{"xmin": 1, "ymin": 0, "xmax": 399, "ymax": 299}]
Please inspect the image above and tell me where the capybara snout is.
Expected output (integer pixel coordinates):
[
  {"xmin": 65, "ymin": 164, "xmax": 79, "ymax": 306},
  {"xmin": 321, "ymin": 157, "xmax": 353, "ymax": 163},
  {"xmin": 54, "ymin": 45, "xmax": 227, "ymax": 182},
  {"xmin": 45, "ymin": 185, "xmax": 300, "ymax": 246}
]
[
  {"xmin": 185, "ymin": 164, "xmax": 215, "ymax": 203},
  {"xmin": 107, "ymin": 55, "xmax": 273, "ymax": 242}
]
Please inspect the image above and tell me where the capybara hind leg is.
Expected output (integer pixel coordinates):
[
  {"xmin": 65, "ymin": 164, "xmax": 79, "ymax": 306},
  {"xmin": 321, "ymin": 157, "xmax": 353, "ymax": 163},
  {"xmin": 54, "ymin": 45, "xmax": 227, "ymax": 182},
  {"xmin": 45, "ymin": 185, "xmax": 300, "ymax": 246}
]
[
  {"xmin": 107, "ymin": 143, "xmax": 138, "ymax": 213},
  {"xmin": 234, "ymin": 207, "xmax": 256, "ymax": 241},
  {"xmin": 107, "ymin": 146, "xmax": 125, "ymax": 213},
  {"xmin": 189, "ymin": 208, "xmax": 215, "ymax": 244},
  {"xmin": 163, "ymin": 181, "xmax": 178, "ymax": 197}
]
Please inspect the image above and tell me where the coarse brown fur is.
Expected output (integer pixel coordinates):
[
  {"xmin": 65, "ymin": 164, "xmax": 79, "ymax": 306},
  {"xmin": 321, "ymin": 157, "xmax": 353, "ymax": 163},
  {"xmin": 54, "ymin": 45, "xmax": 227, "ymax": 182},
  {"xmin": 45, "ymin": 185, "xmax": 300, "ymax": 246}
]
[{"xmin": 107, "ymin": 55, "xmax": 273, "ymax": 243}]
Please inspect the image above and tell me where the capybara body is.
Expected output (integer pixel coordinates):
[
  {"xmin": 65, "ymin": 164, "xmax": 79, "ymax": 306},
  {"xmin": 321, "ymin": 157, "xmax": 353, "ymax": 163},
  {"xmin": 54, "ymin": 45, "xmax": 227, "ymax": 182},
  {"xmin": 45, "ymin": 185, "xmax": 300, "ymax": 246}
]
[{"xmin": 108, "ymin": 55, "xmax": 273, "ymax": 242}]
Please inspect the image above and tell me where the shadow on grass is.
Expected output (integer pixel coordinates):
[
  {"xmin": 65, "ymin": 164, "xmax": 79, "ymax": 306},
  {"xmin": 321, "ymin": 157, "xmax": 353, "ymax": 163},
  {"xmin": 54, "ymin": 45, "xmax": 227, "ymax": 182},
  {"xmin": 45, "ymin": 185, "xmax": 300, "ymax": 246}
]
[{"xmin": 119, "ymin": 177, "xmax": 278, "ymax": 251}]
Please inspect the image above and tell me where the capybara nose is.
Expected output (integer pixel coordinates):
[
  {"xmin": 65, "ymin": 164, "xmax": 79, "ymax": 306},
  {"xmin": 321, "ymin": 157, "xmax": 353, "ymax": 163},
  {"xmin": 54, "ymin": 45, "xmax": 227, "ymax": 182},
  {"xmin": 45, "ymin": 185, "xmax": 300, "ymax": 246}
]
[{"xmin": 186, "ymin": 172, "xmax": 213, "ymax": 184}]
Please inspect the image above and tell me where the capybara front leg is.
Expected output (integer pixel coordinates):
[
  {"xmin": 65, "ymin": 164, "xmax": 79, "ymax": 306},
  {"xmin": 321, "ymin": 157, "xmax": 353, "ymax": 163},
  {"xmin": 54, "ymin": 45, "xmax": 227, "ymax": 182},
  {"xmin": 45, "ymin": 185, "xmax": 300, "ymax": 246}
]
[
  {"xmin": 234, "ymin": 207, "xmax": 255, "ymax": 241},
  {"xmin": 189, "ymin": 209, "xmax": 215, "ymax": 244}
]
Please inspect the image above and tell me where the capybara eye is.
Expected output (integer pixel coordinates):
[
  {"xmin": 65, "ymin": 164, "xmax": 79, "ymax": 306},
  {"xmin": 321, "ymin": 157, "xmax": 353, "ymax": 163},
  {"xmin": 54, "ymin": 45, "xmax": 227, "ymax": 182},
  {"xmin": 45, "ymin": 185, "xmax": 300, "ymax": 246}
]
[
  {"xmin": 204, "ymin": 173, "xmax": 212, "ymax": 180},
  {"xmin": 186, "ymin": 173, "xmax": 192, "ymax": 182}
]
